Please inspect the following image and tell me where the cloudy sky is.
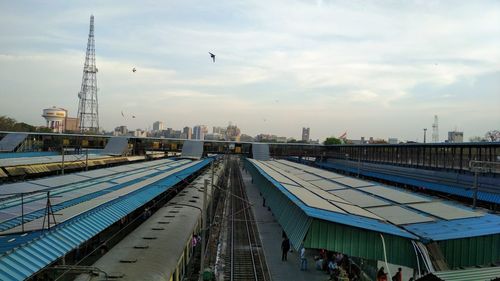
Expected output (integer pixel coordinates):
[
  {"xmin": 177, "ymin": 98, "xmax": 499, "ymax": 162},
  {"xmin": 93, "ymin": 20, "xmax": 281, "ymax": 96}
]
[{"xmin": 0, "ymin": 0, "xmax": 499, "ymax": 141}]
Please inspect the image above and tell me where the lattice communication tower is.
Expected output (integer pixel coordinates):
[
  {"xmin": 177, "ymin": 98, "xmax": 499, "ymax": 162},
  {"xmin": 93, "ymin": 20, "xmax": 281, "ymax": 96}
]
[{"xmin": 77, "ymin": 15, "xmax": 99, "ymax": 133}]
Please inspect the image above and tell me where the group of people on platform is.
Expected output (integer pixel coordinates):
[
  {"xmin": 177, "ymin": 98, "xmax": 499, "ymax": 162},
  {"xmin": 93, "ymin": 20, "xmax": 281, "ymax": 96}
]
[
  {"xmin": 377, "ymin": 266, "xmax": 403, "ymax": 281},
  {"xmin": 280, "ymin": 233, "xmax": 361, "ymax": 280},
  {"xmin": 280, "ymin": 234, "xmax": 308, "ymax": 271},
  {"xmin": 313, "ymin": 249, "xmax": 360, "ymax": 281}
]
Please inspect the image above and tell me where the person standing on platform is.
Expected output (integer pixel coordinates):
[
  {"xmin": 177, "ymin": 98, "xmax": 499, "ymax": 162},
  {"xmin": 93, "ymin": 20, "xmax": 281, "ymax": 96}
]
[
  {"xmin": 377, "ymin": 266, "xmax": 387, "ymax": 281},
  {"xmin": 281, "ymin": 237, "xmax": 290, "ymax": 261},
  {"xmin": 300, "ymin": 246, "xmax": 307, "ymax": 271},
  {"xmin": 392, "ymin": 268, "xmax": 402, "ymax": 281}
]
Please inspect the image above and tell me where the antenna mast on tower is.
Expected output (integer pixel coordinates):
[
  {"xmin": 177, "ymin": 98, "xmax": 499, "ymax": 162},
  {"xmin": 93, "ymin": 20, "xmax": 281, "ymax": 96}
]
[
  {"xmin": 432, "ymin": 115, "xmax": 439, "ymax": 143},
  {"xmin": 77, "ymin": 15, "xmax": 99, "ymax": 133}
]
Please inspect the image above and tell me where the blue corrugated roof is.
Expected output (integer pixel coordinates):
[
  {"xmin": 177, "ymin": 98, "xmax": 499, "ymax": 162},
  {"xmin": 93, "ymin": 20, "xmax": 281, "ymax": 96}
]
[
  {"xmin": 0, "ymin": 158, "xmax": 211, "ymax": 281},
  {"xmin": 292, "ymin": 159, "xmax": 500, "ymax": 241},
  {"xmin": 404, "ymin": 213, "xmax": 500, "ymax": 241},
  {"xmin": 250, "ymin": 160, "xmax": 418, "ymax": 239},
  {"xmin": 317, "ymin": 161, "xmax": 500, "ymax": 204}
]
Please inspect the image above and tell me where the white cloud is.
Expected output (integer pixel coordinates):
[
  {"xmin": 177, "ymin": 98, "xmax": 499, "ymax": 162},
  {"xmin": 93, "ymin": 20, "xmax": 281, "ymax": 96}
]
[{"xmin": 0, "ymin": 0, "xmax": 499, "ymax": 141}]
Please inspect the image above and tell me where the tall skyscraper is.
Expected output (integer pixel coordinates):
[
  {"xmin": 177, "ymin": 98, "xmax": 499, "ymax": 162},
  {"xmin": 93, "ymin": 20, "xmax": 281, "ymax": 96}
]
[
  {"xmin": 302, "ymin": 127, "xmax": 310, "ymax": 142},
  {"xmin": 153, "ymin": 121, "xmax": 164, "ymax": 131},
  {"xmin": 193, "ymin": 125, "xmax": 208, "ymax": 140},
  {"xmin": 183, "ymin": 126, "xmax": 192, "ymax": 139}
]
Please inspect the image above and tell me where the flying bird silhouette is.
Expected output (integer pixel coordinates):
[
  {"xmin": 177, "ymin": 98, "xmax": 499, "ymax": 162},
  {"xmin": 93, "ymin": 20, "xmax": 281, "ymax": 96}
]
[
  {"xmin": 121, "ymin": 111, "xmax": 124, "ymax": 117},
  {"xmin": 209, "ymin": 52, "xmax": 216, "ymax": 63},
  {"xmin": 132, "ymin": 67, "xmax": 136, "ymax": 72}
]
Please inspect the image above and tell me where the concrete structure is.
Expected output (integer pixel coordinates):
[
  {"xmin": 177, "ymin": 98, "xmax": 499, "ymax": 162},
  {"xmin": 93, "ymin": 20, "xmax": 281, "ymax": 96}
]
[
  {"xmin": 256, "ymin": 134, "xmax": 278, "ymax": 142},
  {"xmin": 42, "ymin": 107, "xmax": 66, "ymax": 133},
  {"xmin": 240, "ymin": 134, "xmax": 254, "ymax": 142},
  {"xmin": 225, "ymin": 123, "xmax": 241, "ymax": 141},
  {"xmin": 42, "ymin": 107, "xmax": 79, "ymax": 133},
  {"xmin": 183, "ymin": 126, "xmax": 192, "ymax": 139},
  {"xmin": 64, "ymin": 117, "xmax": 79, "ymax": 132},
  {"xmin": 448, "ymin": 131, "xmax": 464, "ymax": 143},
  {"xmin": 113, "ymin": 125, "xmax": 128, "ymax": 136},
  {"xmin": 212, "ymin": 126, "xmax": 226, "ymax": 135},
  {"xmin": 432, "ymin": 115, "xmax": 439, "ymax": 143},
  {"xmin": 205, "ymin": 133, "xmax": 224, "ymax": 141},
  {"xmin": 388, "ymin": 138, "xmax": 398, "ymax": 144},
  {"xmin": 276, "ymin": 136, "xmax": 287, "ymax": 143},
  {"xmin": 193, "ymin": 125, "xmax": 208, "ymax": 140},
  {"xmin": 152, "ymin": 121, "xmax": 164, "ymax": 131},
  {"xmin": 133, "ymin": 129, "xmax": 147, "ymax": 137},
  {"xmin": 302, "ymin": 127, "xmax": 310, "ymax": 142}
]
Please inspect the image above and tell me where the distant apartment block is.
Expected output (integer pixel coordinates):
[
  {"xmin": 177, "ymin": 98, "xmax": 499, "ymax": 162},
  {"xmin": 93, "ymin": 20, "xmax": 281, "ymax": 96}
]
[
  {"xmin": 152, "ymin": 121, "xmax": 164, "ymax": 131},
  {"xmin": 193, "ymin": 125, "xmax": 208, "ymax": 140},
  {"xmin": 302, "ymin": 127, "xmax": 310, "ymax": 142},
  {"xmin": 448, "ymin": 131, "xmax": 464, "ymax": 143},
  {"xmin": 183, "ymin": 126, "xmax": 192, "ymax": 139}
]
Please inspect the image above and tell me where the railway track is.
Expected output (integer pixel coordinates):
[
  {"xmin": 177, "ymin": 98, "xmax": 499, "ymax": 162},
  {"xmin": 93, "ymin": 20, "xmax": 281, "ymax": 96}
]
[{"xmin": 225, "ymin": 158, "xmax": 270, "ymax": 281}]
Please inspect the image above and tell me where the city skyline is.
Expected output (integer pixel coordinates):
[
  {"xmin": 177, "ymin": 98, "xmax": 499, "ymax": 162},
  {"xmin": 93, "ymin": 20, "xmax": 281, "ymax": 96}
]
[{"xmin": 0, "ymin": 1, "xmax": 499, "ymax": 142}]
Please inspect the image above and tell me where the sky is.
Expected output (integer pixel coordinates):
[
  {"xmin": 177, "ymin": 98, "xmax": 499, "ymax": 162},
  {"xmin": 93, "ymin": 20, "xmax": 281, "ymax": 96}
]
[{"xmin": 0, "ymin": 0, "xmax": 499, "ymax": 142}]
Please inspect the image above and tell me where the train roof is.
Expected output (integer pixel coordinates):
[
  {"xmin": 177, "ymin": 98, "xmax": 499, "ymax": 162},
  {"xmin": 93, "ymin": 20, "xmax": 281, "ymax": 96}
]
[{"xmin": 76, "ymin": 169, "xmax": 218, "ymax": 281}]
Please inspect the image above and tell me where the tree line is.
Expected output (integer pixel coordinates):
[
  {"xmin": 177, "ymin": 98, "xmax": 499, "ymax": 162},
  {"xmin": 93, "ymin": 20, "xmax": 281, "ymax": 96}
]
[{"xmin": 0, "ymin": 115, "xmax": 52, "ymax": 133}]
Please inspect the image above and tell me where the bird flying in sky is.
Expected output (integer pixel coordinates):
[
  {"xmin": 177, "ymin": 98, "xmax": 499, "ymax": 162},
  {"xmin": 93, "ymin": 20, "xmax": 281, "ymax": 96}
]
[
  {"xmin": 132, "ymin": 67, "xmax": 136, "ymax": 72},
  {"xmin": 209, "ymin": 52, "xmax": 216, "ymax": 63}
]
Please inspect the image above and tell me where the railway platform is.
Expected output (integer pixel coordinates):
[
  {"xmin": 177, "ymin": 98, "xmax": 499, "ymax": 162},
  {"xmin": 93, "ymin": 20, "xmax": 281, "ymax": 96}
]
[{"xmin": 241, "ymin": 167, "xmax": 329, "ymax": 281}]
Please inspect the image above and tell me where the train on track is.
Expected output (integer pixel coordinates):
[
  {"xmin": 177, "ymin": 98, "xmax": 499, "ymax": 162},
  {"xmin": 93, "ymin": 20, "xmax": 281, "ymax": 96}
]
[{"xmin": 75, "ymin": 162, "xmax": 224, "ymax": 281}]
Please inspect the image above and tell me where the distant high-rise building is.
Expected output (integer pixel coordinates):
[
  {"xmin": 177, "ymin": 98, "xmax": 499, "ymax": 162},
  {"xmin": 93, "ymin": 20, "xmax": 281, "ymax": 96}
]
[
  {"xmin": 388, "ymin": 138, "xmax": 398, "ymax": 144},
  {"xmin": 183, "ymin": 126, "xmax": 192, "ymax": 139},
  {"xmin": 448, "ymin": 131, "xmax": 463, "ymax": 143},
  {"xmin": 205, "ymin": 133, "xmax": 224, "ymax": 141},
  {"xmin": 134, "ymin": 129, "xmax": 147, "ymax": 138},
  {"xmin": 152, "ymin": 121, "xmax": 164, "ymax": 131},
  {"xmin": 193, "ymin": 125, "xmax": 208, "ymax": 140},
  {"xmin": 432, "ymin": 115, "xmax": 439, "ymax": 143},
  {"xmin": 276, "ymin": 136, "xmax": 287, "ymax": 143},
  {"xmin": 226, "ymin": 123, "xmax": 241, "ymax": 141},
  {"xmin": 213, "ymin": 126, "xmax": 226, "ymax": 135},
  {"xmin": 302, "ymin": 127, "xmax": 310, "ymax": 142},
  {"xmin": 240, "ymin": 134, "xmax": 254, "ymax": 142},
  {"xmin": 114, "ymin": 125, "xmax": 128, "ymax": 136}
]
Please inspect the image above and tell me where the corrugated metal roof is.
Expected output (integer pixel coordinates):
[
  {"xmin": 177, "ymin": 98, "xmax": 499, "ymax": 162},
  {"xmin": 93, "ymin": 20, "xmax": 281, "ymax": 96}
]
[
  {"xmin": 300, "ymin": 160, "xmax": 500, "ymax": 241},
  {"xmin": 420, "ymin": 266, "xmax": 500, "ymax": 281},
  {"xmin": 0, "ymin": 159, "xmax": 211, "ymax": 281},
  {"xmin": 405, "ymin": 214, "xmax": 500, "ymax": 241},
  {"xmin": 181, "ymin": 140, "xmax": 204, "ymax": 159},
  {"xmin": 252, "ymin": 143, "xmax": 270, "ymax": 160},
  {"xmin": 317, "ymin": 161, "xmax": 500, "ymax": 205},
  {"xmin": 0, "ymin": 133, "xmax": 27, "ymax": 152},
  {"xmin": 249, "ymin": 159, "xmax": 418, "ymax": 239}
]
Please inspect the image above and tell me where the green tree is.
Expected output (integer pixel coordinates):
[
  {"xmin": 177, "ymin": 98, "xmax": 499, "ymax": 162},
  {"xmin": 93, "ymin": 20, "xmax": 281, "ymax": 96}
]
[
  {"xmin": 0, "ymin": 115, "xmax": 51, "ymax": 132},
  {"xmin": 323, "ymin": 137, "xmax": 342, "ymax": 145}
]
